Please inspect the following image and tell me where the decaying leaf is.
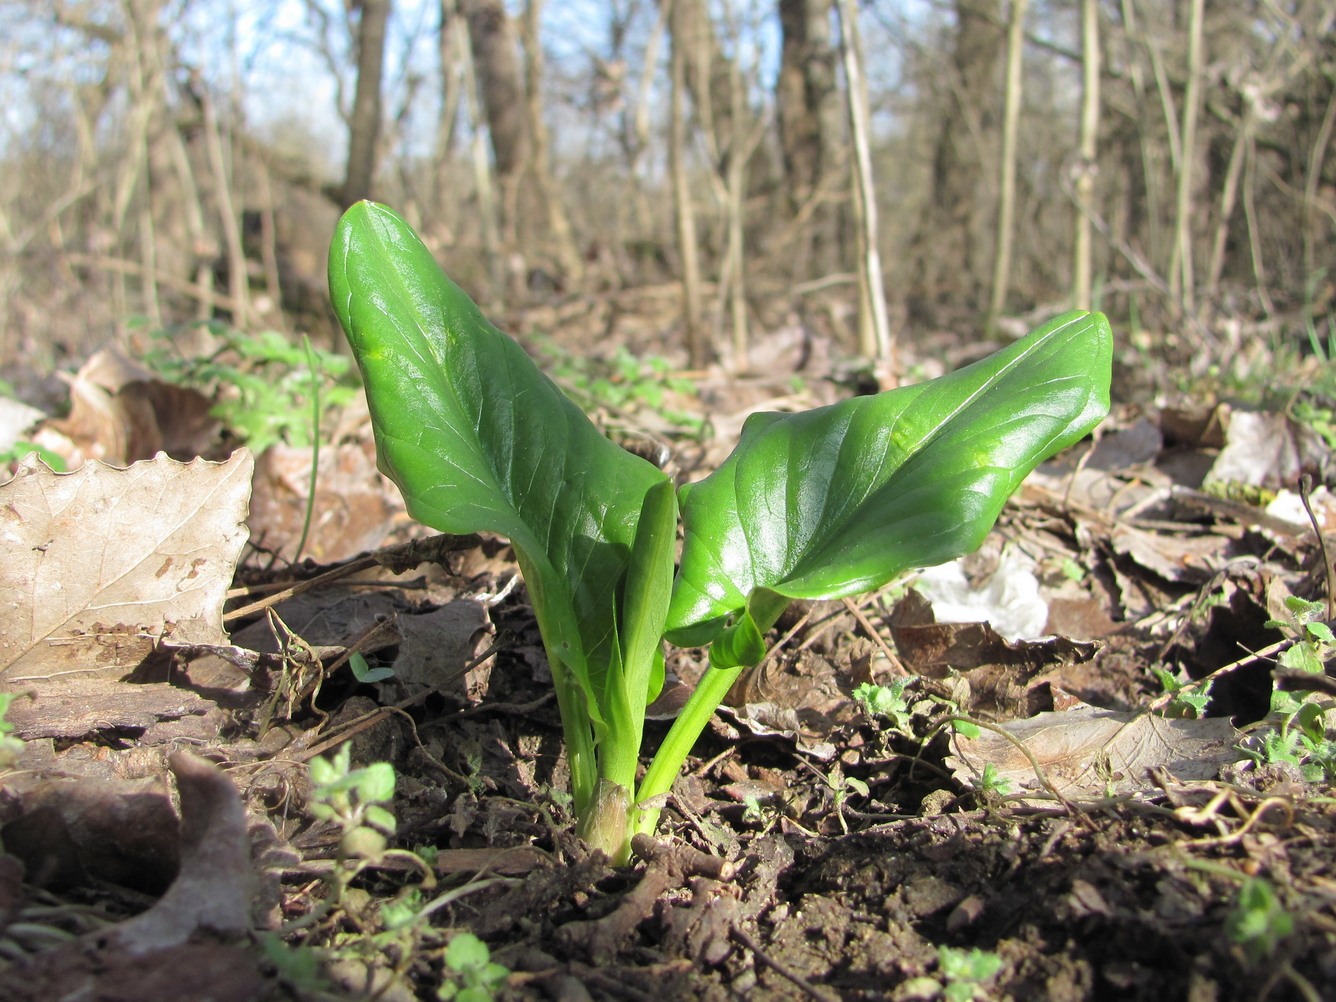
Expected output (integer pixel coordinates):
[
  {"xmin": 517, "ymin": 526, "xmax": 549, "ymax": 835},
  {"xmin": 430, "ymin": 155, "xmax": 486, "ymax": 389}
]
[
  {"xmin": 0, "ymin": 771, "xmax": 181, "ymax": 893},
  {"xmin": 44, "ymin": 348, "xmax": 221, "ymax": 467},
  {"xmin": 0, "ymin": 450, "xmax": 251, "ymax": 681},
  {"xmin": 106, "ymin": 751, "xmax": 254, "ymax": 955},
  {"xmin": 2, "ymin": 678, "xmax": 215, "ymax": 741},
  {"xmin": 948, "ymin": 703, "xmax": 1239, "ymax": 801}
]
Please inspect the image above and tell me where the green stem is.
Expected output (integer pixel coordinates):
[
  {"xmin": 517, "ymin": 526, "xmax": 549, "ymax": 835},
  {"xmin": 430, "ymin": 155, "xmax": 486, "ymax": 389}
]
[
  {"xmin": 631, "ymin": 663, "xmax": 744, "ymax": 838},
  {"xmin": 631, "ymin": 590, "xmax": 789, "ymax": 840},
  {"xmin": 549, "ymin": 658, "xmax": 599, "ymax": 821}
]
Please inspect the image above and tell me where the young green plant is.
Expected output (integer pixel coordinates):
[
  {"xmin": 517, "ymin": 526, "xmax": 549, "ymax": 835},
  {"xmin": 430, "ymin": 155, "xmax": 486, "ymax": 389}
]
[{"xmin": 328, "ymin": 201, "xmax": 1113, "ymax": 862}]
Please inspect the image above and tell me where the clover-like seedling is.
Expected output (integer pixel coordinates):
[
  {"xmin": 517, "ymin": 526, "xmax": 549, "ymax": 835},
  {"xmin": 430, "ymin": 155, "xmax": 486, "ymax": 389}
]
[{"xmin": 328, "ymin": 201, "xmax": 1112, "ymax": 862}]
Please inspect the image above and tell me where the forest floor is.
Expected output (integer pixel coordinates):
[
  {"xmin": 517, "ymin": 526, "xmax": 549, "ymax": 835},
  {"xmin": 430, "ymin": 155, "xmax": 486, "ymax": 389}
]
[{"xmin": 1, "ymin": 292, "xmax": 1335, "ymax": 1001}]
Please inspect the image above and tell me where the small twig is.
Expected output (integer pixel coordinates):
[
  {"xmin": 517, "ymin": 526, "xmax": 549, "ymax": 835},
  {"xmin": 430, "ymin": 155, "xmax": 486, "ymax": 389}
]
[
  {"xmin": 1299, "ymin": 474, "xmax": 1335, "ymax": 620},
  {"xmin": 224, "ymin": 554, "xmax": 379, "ymax": 622},
  {"xmin": 841, "ymin": 596, "xmax": 909, "ymax": 675},
  {"xmin": 948, "ymin": 716, "xmax": 1085, "ymax": 821},
  {"xmin": 730, "ymin": 924, "xmax": 841, "ymax": 1002}
]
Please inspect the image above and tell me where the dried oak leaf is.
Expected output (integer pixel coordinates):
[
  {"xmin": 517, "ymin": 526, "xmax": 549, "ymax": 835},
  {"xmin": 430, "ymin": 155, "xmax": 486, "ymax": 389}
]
[{"xmin": 0, "ymin": 450, "xmax": 252, "ymax": 682}]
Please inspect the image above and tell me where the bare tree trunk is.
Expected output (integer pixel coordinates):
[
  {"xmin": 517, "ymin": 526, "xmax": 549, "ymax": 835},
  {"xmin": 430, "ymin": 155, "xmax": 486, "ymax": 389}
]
[
  {"xmin": 457, "ymin": 19, "xmax": 502, "ymax": 291},
  {"xmin": 432, "ymin": 0, "xmax": 464, "ymax": 219},
  {"xmin": 669, "ymin": 0, "xmax": 706, "ymax": 368},
  {"xmin": 343, "ymin": 0, "xmax": 391, "ymax": 205},
  {"xmin": 1302, "ymin": 89, "xmax": 1336, "ymax": 301},
  {"xmin": 776, "ymin": 0, "xmax": 841, "ymax": 277},
  {"xmin": 907, "ymin": 0, "xmax": 1004, "ymax": 323},
  {"xmin": 626, "ymin": 5, "xmax": 668, "ymax": 238},
  {"xmin": 1072, "ymin": 0, "xmax": 1100, "ymax": 311},
  {"xmin": 1168, "ymin": 0, "xmax": 1203, "ymax": 314},
  {"xmin": 986, "ymin": 0, "xmax": 1028, "ymax": 335},
  {"xmin": 464, "ymin": 0, "xmax": 530, "ymax": 247},
  {"xmin": 521, "ymin": 0, "xmax": 583, "ymax": 285},
  {"xmin": 113, "ymin": 0, "xmax": 168, "ymax": 326},
  {"xmin": 1206, "ymin": 109, "xmax": 1249, "ymax": 300},
  {"xmin": 837, "ymin": 0, "xmax": 891, "ymax": 365},
  {"xmin": 201, "ymin": 83, "xmax": 249, "ymax": 329}
]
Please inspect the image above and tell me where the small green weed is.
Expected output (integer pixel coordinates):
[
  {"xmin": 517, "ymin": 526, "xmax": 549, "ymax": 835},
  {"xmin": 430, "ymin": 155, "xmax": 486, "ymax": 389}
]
[
  {"xmin": 348, "ymin": 651, "xmax": 396, "ymax": 684},
  {"xmin": 530, "ymin": 336, "xmax": 706, "ymax": 437},
  {"xmin": 438, "ymin": 932, "xmax": 510, "ymax": 1002},
  {"xmin": 1226, "ymin": 877, "xmax": 1294, "ymax": 967},
  {"xmin": 1151, "ymin": 665, "xmax": 1214, "ymax": 718},
  {"xmin": 1237, "ymin": 596, "xmax": 1336, "ymax": 782},
  {"xmin": 852, "ymin": 677, "xmax": 917, "ymax": 732},
  {"xmin": 972, "ymin": 762, "xmax": 1013, "ymax": 801},
  {"xmin": 143, "ymin": 322, "xmax": 361, "ymax": 453},
  {"xmin": 308, "ymin": 745, "xmax": 401, "ymax": 864},
  {"xmin": 920, "ymin": 945, "xmax": 1003, "ymax": 1001}
]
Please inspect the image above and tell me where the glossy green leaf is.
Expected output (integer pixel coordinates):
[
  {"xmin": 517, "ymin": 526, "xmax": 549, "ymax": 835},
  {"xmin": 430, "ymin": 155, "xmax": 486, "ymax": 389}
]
[
  {"xmin": 666, "ymin": 311, "xmax": 1112, "ymax": 646},
  {"xmin": 328, "ymin": 201, "xmax": 669, "ymax": 746}
]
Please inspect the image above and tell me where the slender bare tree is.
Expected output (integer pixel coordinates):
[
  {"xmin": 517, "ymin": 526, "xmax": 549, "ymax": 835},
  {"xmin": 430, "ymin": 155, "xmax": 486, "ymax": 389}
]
[
  {"xmin": 906, "ymin": 0, "xmax": 1004, "ymax": 323},
  {"xmin": 668, "ymin": 0, "xmax": 706, "ymax": 367},
  {"xmin": 837, "ymin": 0, "xmax": 891, "ymax": 365},
  {"xmin": 1072, "ymin": 0, "xmax": 1100, "ymax": 311},
  {"xmin": 776, "ymin": 0, "xmax": 842, "ymax": 277},
  {"xmin": 464, "ymin": 0, "xmax": 530, "ymax": 246},
  {"xmin": 521, "ymin": 0, "xmax": 583, "ymax": 284},
  {"xmin": 343, "ymin": 0, "xmax": 391, "ymax": 205},
  {"xmin": 1168, "ymin": 0, "xmax": 1204, "ymax": 314},
  {"xmin": 986, "ymin": 0, "xmax": 1028, "ymax": 335}
]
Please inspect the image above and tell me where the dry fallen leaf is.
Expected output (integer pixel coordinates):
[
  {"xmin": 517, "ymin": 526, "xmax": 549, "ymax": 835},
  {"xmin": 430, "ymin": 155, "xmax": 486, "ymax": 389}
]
[
  {"xmin": 947, "ymin": 703, "xmax": 1238, "ymax": 801},
  {"xmin": 44, "ymin": 348, "xmax": 221, "ymax": 467},
  {"xmin": 0, "ymin": 450, "xmax": 252, "ymax": 681},
  {"xmin": 0, "ymin": 772, "xmax": 181, "ymax": 893},
  {"xmin": 106, "ymin": 751, "xmax": 254, "ymax": 955}
]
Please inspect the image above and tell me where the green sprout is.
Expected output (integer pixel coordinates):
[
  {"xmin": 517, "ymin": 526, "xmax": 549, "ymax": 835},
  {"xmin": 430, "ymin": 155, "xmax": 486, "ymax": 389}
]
[
  {"xmin": 1151, "ymin": 665, "xmax": 1214, "ymax": 718},
  {"xmin": 1238, "ymin": 596, "xmax": 1336, "ymax": 782},
  {"xmin": 1226, "ymin": 877, "xmax": 1294, "ymax": 968},
  {"xmin": 937, "ymin": 945, "xmax": 1005, "ymax": 1001},
  {"xmin": 973, "ymin": 762, "xmax": 1013, "ymax": 800},
  {"xmin": 852, "ymin": 677, "xmax": 917, "ymax": 732},
  {"xmin": 328, "ymin": 201, "xmax": 1112, "ymax": 863},
  {"xmin": 438, "ymin": 932, "xmax": 510, "ymax": 1002}
]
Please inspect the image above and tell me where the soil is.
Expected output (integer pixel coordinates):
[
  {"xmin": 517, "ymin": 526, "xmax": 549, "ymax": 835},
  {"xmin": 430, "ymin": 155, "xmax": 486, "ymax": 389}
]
[{"xmin": 3, "ymin": 305, "xmax": 1336, "ymax": 1001}]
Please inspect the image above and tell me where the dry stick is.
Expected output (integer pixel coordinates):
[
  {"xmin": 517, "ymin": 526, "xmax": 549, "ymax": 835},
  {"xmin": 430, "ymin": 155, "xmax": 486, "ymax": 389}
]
[
  {"xmin": 730, "ymin": 924, "xmax": 841, "ymax": 1002},
  {"xmin": 841, "ymin": 596, "xmax": 909, "ymax": 676},
  {"xmin": 835, "ymin": 0, "xmax": 891, "ymax": 366},
  {"xmin": 226, "ymin": 534, "xmax": 480, "ymax": 622},
  {"xmin": 1299, "ymin": 474, "xmax": 1335, "ymax": 620},
  {"xmin": 223, "ymin": 553, "xmax": 379, "ymax": 623},
  {"xmin": 948, "ymin": 716, "xmax": 1083, "ymax": 820}
]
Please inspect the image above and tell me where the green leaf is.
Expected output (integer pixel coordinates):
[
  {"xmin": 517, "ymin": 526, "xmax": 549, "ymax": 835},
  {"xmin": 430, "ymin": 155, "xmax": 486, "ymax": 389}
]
[
  {"xmin": 666, "ymin": 312, "xmax": 1112, "ymax": 647},
  {"xmin": 356, "ymin": 762, "xmax": 397, "ymax": 804},
  {"xmin": 446, "ymin": 932, "xmax": 491, "ymax": 972},
  {"xmin": 329, "ymin": 202, "xmax": 670, "ymax": 732},
  {"xmin": 349, "ymin": 652, "xmax": 396, "ymax": 684},
  {"xmin": 1306, "ymin": 621, "xmax": 1334, "ymax": 644},
  {"xmin": 363, "ymin": 803, "xmax": 397, "ymax": 834}
]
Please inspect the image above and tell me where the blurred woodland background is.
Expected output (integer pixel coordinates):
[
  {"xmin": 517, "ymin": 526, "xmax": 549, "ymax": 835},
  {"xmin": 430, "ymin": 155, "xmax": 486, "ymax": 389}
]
[{"xmin": 0, "ymin": 0, "xmax": 1333, "ymax": 391}]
